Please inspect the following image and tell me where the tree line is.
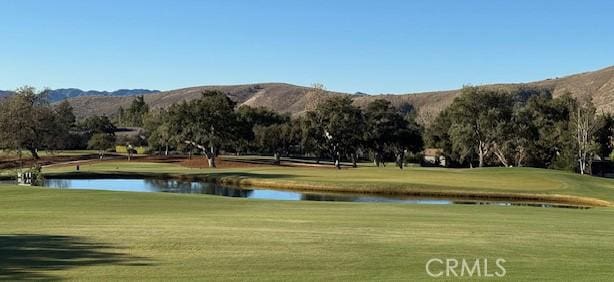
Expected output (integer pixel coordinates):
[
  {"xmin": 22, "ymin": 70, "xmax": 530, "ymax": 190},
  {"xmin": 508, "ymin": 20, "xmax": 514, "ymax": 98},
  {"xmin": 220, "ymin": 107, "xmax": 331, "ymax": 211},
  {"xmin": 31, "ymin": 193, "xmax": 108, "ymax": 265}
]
[
  {"xmin": 426, "ymin": 86, "xmax": 614, "ymax": 174},
  {"xmin": 1, "ymin": 85, "xmax": 613, "ymax": 175},
  {"xmin": 142, "ymin": 90, "xmax": 423, "ymax": 169},
  {"xmin": 0, "ymin": 87, "xmax": 117, "ymax": 160}
]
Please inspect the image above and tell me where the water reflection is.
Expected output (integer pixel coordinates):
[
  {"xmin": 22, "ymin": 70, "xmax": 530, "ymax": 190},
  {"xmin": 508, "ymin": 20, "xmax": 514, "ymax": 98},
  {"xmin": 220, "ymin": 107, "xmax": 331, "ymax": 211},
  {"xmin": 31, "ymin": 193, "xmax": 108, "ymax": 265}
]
[
  {"xmin": 45, "ymin": 179, "xmax": 70, "ymax": 189},
  {"xmin": 43, "ymin": 178, "xmax": 452, "ymax": 203},
  {"xmin": 40, "ymin": 178, "xmax": 589, "ymax": 208},
  {"xmin": 301, "ymin": 193, "xmax": 451, "ymax": 204},
  {"xmin": 44, "ymin": 178, "xmax": 255, "ymax": 198},
  {"xmin": 452, "ymin": 200, "xmax": 590, "ymax": 209}
]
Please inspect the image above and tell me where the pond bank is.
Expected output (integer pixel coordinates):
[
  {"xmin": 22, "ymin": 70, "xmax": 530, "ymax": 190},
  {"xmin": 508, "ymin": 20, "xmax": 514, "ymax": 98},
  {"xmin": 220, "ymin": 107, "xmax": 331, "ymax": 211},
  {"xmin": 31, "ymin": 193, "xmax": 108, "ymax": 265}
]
[{"xmin": 43, "ymin": 171, "xmax": 612, "ymax": 208}]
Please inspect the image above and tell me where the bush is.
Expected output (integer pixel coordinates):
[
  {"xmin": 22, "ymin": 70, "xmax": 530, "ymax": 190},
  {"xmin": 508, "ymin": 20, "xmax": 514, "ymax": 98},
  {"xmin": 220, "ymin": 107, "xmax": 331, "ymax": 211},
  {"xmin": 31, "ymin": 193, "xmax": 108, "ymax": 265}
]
[
  {"xmin": 88, "ymin": 133, "xmax": 116, "ymax": 155},
  {"xmin": 405, "ymin": 152, "xmax": 423, "ymax": 164},
  {"xmin": 551, "ymin": 151, "xmax": 576, "ymax": 172},
  {"xmin": 115, "ymin": 145, "xmax": 147, "ymax": 154}
]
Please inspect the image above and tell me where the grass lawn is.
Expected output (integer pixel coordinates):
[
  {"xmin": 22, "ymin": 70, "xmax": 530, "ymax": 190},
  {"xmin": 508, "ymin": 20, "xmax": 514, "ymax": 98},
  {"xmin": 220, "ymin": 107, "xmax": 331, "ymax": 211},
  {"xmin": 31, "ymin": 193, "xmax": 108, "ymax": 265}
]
[
  {"xmin": 42, "ymin": 160, "xmax": 614, "ymax": 206},
  {"xmin": 3, "ymin": 158, "xmax": 614, "ymax": 280},
  {"xmin": 1, "ymin": 185, "xmax": 613, "ymax": 281}
]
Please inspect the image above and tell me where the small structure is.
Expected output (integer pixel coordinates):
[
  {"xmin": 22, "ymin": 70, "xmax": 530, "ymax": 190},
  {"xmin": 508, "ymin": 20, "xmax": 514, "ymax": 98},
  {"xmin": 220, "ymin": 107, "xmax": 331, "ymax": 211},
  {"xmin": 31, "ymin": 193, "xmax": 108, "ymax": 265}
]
[
  {"xmin": 423, "ymin": 148, "xmax": 446, "ymax": 167},
  {"xmin": 17, "ymin": 165, "xmax": 43, "ymax": 186},
  {"xmin": 17, "ymin": 171, "xmax": 34, "ymax": 186}
]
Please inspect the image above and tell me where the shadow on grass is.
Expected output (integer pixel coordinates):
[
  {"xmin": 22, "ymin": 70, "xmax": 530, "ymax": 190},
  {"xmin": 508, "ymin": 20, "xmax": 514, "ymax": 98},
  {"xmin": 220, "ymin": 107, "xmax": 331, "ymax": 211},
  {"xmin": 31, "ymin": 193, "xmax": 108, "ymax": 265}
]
[{"xmin": 0, "ymin": 234, "xmax": 153, "ymax": 280}]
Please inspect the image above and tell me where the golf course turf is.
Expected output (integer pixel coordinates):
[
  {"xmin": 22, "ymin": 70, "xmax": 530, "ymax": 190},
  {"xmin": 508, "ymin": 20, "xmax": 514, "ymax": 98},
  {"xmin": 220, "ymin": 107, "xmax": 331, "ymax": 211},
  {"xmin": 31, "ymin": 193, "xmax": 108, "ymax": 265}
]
[{"xmin": 2, "ymin": 160, "xmax": 614, "ymax": 280}]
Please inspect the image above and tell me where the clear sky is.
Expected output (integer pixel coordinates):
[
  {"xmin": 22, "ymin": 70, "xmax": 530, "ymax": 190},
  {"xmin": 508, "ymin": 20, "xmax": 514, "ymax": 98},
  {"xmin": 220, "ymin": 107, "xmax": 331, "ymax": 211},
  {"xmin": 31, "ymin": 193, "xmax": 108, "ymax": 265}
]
[{"xmin": 1, "ymin": 0, "xmax": 612, "ymax": 94}]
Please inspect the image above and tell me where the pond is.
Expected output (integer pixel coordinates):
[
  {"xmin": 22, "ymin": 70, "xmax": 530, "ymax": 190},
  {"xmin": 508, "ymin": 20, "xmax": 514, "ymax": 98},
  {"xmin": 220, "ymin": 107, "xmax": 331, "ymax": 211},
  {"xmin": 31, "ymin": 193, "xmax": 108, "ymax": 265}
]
[{"xmin": 34, "ymin": 178, "xmax": 589, "ymax": 209}]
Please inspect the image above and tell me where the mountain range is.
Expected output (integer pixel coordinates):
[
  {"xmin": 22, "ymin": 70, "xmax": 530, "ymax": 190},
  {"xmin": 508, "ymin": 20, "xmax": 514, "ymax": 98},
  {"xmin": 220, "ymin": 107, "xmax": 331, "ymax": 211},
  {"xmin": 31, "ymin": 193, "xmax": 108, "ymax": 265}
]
[
  {"xmin": 0, "ymin": 88, "xmax": 159, "ymax": 102},
  {"xmin": 3, "ymin": 65, "xmax": 613, "ymax": 122}
]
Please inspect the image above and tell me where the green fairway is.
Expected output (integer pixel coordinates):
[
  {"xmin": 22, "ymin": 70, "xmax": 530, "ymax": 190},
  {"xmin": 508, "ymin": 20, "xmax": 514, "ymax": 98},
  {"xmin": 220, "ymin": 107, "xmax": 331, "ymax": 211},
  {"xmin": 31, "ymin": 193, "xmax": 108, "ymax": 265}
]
[
  {"xmin": 42, "ymin": 160, "xmax": 614, "ymax": 206},
  {"xmin": 4, "ymin": 159, "xmax": 614, "ymax": 280},
  {"xmin": 0, "ymin": 185, "xmax": 613, "ymax": 281}
]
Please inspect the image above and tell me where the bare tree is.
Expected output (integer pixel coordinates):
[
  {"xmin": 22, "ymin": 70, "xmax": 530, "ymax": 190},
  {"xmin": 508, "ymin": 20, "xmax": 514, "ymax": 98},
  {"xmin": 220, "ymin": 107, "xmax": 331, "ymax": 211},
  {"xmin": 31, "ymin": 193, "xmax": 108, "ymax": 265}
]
[
  {"xmin": 572, "ymin": 97, "xmax": 601, "ymax": 175},
  {"xmin": 416, "ymin": 104, "xmax": 443, "ymax": 128},
  {"xmin": 304, "ymin": 83, "xmax": 328, "ymax": 112}
]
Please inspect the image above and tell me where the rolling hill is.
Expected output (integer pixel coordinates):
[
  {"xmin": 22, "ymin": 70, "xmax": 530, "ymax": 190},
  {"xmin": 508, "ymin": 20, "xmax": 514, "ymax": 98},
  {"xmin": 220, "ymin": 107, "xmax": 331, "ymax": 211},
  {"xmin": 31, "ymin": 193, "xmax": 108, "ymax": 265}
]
[
  {"xmin": 0, "ymin": 90, "xmax": 12, "ymax": 98},
  {"xmin": 55, "ymin": 65, "xmax": 614, "ymax": 120},
  {"xmin": 45, "ymin": 88, "xmax": 160, "ymax": 102}
]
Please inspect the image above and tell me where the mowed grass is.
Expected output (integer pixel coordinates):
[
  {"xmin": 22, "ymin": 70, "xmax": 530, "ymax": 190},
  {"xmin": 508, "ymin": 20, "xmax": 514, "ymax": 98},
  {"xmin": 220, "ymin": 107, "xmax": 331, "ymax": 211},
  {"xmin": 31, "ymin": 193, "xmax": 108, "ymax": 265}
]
[
  {"xmin": 43, "ymin": 160, "xmax": 614, "ymax": 205},
  {"xmin": 1, "ymin": 185, "xmax": 613, "ymax": 281}
]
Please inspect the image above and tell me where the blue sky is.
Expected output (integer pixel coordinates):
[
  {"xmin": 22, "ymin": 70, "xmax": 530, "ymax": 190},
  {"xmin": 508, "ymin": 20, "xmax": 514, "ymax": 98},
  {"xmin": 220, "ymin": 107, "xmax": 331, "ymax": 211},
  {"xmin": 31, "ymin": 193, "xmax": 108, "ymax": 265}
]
[{"xmin": 1, "ymin": 0, "xmax": 612, "ymax": 94}]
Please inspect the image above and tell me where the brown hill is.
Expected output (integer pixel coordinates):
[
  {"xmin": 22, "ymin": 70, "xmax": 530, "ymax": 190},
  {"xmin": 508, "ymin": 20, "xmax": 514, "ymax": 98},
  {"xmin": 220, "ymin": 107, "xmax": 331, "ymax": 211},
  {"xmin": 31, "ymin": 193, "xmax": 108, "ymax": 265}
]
[
  {"xmin": 66, "ymin": 66, "xmax": 614, "ymax": 121},
  {"xmin": 357, "ymin": 65, "xmax": 614, "ymax": 124},
  {"xmin": 67, "ymin": 83, "xmax": 346, "ymax": 119},
  {"xmin": 531, "ymin": 66, "xmax": 614, "ymax": 112}
]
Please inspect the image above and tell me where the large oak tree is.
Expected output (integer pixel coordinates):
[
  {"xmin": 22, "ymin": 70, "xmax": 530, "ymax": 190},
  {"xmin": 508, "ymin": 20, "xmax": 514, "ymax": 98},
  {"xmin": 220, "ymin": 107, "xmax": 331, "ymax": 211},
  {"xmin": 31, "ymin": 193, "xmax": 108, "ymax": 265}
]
[
  {"xmin": 0, "ymin": 87, "xmax": 73, "ymax": 160},
  {"xmin": 166, "ymin": 90, "xmax": 237, "ymax": 167}
]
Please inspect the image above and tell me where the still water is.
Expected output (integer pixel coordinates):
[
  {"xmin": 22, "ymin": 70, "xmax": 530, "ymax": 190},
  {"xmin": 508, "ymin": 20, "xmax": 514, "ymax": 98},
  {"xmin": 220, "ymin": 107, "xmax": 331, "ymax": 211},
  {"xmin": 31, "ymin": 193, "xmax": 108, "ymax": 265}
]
[
  {"xmin": 41, "ymin": 178, "xmax": 588, "ymax": 208},
  {"xmin": 43, "ymin": 178, "xmax": 450, "ymax": 204}
]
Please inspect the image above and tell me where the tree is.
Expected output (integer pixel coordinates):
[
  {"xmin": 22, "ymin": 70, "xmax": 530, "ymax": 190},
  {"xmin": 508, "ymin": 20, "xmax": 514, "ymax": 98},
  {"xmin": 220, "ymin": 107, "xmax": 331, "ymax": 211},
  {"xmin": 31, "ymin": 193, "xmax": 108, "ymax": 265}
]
[
  {"xmin": 77, "ymin": 115, "xmax": 118, "ymax": 158},
  {"xmin": 166, "ymin": 91, "xmax": 237, "ymax": 167},
  {"xmin": 118, "ymin": 96, "xmax": 149, "ymax": 127},
  {"xmin": 430, "ymin": 86, "xmax": 583, "ymax": 169},
  {"xmin": 254, "ymin": 122, "xmax": 296, "ymax": 164},
  {"xmin": 299, "ymin": 112, "xmax": 327, "ymax": 164},
  {"xmin": 447, "ymin": 86, "xmax": 514, "ymax": 167},
  {"xmin": 54, "ymin": 100, "xmax": 77, "ymax": 149},
  {"xmin": 304, "ymin": 83, "xmax": 328, "ymax": 112},
  {"xmin": 117, "ymin": 106, "xmax": 126, "ymax": 126},
  {"xmin": 426, "ymin": 109, "xmax": 459, "ymax": 166},
  {"xmin": 132, "ymin": 96, "xmax": 149, "ymax": 126},
  {"xmin": 365, "ymin": 99, "xmax": 395, "ymax": 167},
  {"xmin": 0, "ymin": 86, "xmax": 60, "ymax": 160},
  {"xmin": 505, "ymin": 104, "xmax": 536, "ymax": 167},
  {"xmin": 234, "ymin": 105, "xmax": 289, "ymax": 154},
  {"xmin": 143, "ymin": 109, "xmax": 172, "ymax": 155},
  {"xmin": 595, "ymin": 113, "xmax": 614, "ymax": 160},
  {"xmin": 314, "ymin": 96, "xmax": 366, "ymax": 168},
  {"xmin": 488, "ymin": 87, "xmax": 551, "ymax": 167},
  {"xmin": 80, "ymin": 115, "xmax": 117, "ymax": 135},
  {"xmin": 365, "ymin": 99, "xmax": 422, "ymax": 168},
  {"xmin": 519, "ymin": 92, "xmax": 575, "ymax": 169},
  {"xmin": 88, "ymin": 133, "xmax": 116, "ymax": 160},
  {"xmin": 571, "ymin": 97, "xmax": 602, "ymax": 175},
  {"xmin": 55, "ymin": 100, "xmax": 76, "ymax": 131},
  {"xmin": 416, "ymin": 104, "xmax": 443, "ymax": 128},
  {"xmin": 390, "ymin": 116, "xmax": 423, "ymax": 169}
]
